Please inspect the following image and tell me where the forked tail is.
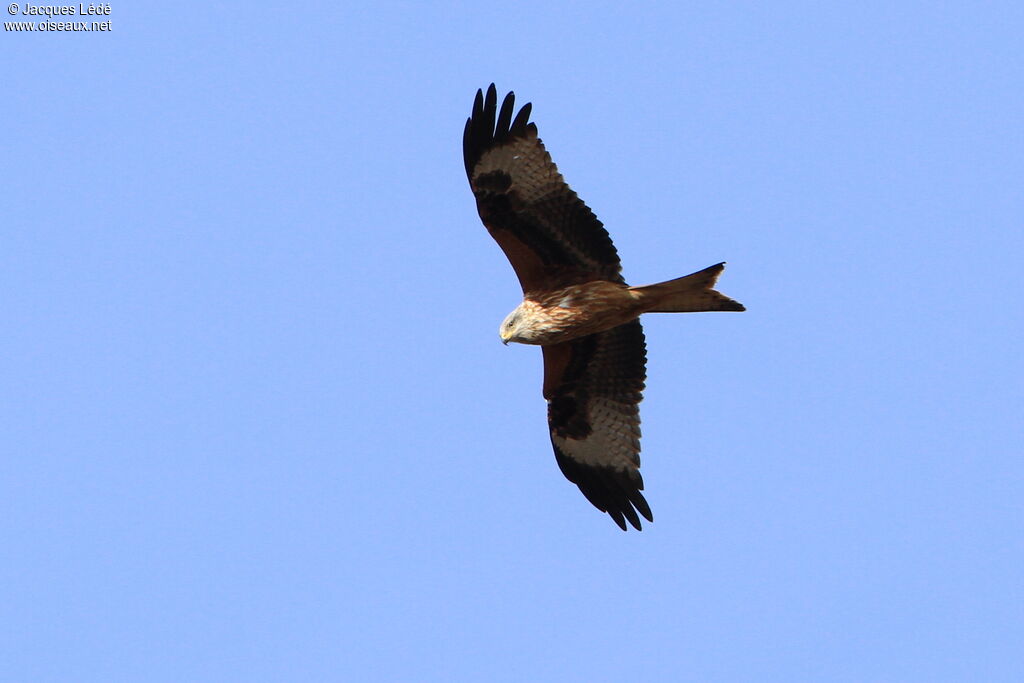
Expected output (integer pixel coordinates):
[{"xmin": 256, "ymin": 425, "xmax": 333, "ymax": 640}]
[{"xmin": 631, "ymin": 262, "xmax": 745, "ymax": 313}]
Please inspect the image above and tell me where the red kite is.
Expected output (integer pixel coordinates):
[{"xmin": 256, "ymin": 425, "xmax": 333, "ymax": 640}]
[{"xmin": 464, "ymin": 85, "xmax": 744, "ymax": 530}]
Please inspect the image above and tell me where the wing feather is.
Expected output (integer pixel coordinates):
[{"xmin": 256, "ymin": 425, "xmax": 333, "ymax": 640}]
[
  {"xmin": 542, "ymin": 320, "xmax": 652, "ymax": 530},
  {"xmin": 464, "ymin": 84, "xmax": 623, "ymax": 292}
]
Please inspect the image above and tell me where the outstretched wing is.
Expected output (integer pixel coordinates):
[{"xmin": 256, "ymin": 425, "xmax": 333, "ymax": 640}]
[
  {"xmin": 464, "ymin": 84, "xmax": 624, "ymax": 292},
  {"xmin": 542, "ymin": 320, "xmax": 652, "ymax": 531}
]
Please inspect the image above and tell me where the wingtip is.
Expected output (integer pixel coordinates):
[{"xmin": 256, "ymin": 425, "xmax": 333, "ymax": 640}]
[
  {"xmin": 510, "ymin": 101, "xmax": 532, "ymax": 135},
  {"xmin": 465, "ymin": 85, "xmax": 539, "ymax": 182},
  {"xmin": 610, "ymin": 510, "xmax": 628, "ymax": 531}
]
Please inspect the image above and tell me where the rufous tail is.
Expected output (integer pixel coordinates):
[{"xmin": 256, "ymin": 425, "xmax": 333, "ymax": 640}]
[{"xmin": 631, "ymin": 262, "xmax": 745, "ymax": 313}]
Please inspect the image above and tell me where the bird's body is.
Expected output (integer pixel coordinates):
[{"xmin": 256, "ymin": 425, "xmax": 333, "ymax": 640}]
[
  {"xmin": 502, "ymin": 281, "xmax": 643, "ymax": 345},
  {"xmin": 464, "ymin": 85, "xmax": 744, "ymax": 530}
]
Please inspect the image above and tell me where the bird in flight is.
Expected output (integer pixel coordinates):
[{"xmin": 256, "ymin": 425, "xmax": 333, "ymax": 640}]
[{"xmin": 463, "ymin": 85, "xmax": 744, "ymax": 530}]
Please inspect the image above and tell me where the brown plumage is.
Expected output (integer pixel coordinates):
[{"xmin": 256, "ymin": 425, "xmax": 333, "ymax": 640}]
[{"xmin": 464, "ymin": 85, "xmax": 744, "ymax": 530}]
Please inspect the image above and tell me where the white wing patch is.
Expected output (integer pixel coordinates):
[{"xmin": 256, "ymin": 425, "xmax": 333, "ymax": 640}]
[
  {"xmin": 473, "ymin": 133, "xmax": 567, "ymax": 206},
  {"xmin": 550, "ymin": 397, "xmax": 641, "ymax": 471}
]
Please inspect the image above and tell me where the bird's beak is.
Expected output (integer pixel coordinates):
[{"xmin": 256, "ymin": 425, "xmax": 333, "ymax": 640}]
[{"xmin": 502, "ymin": 338, "xmax": 509, "ymax": 345}]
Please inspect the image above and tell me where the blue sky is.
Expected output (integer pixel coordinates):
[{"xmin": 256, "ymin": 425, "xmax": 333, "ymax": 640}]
[{"xmin": 4, "ymin": 2, "xmax": 1022, "ymax": 681}]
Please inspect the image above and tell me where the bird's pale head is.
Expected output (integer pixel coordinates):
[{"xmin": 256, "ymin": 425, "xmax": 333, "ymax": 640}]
[{"xmin": 499, "ymin": 304, "xmax": 541, "ymax": 345}]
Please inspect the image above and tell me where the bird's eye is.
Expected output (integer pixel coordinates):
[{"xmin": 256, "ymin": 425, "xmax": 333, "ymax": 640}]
[{"xmin": 506, "ymin": 320, "xmax": 514, "ymax": 328}]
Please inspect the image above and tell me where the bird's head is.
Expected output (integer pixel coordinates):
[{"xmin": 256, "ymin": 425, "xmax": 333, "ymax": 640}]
[{"xmin": 499, "ymin": 305, "xmax": 534, "ymax": 345}]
